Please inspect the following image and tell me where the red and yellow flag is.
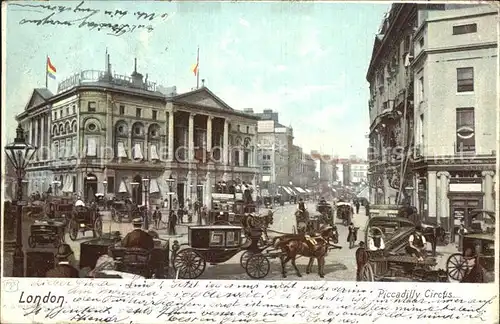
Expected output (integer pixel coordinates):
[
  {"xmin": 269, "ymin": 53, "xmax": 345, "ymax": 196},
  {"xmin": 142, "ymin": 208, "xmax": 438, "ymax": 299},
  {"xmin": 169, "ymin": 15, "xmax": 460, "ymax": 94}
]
[
  {"xmin": 47, "ymin": 57, "xmax": 57, "ymax": 79},
  {"xmin": 192, "ymin": 47, "xmax": 199, "ymax": 76}
]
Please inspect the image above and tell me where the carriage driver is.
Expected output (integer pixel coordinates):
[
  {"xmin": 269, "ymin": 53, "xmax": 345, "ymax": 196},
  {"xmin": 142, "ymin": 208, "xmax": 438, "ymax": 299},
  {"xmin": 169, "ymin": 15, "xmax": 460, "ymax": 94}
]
[
  {"xmin": 298, "ymin": 198, "xmax": 306, "ymax": 212},
  {"xmin": 367, "ymin": 228, "xmax": 385, "ymax": 251},
  {"xmin": 74, "ymin": 196, "xmax": 85, "ymax": 207},
  {"xmin": 405, "ymin": 225, "xmax": 426, "ymax": 261},
  {"xmin": 121, "ymin": 218, "xmax": 155, "ymax": 251}
]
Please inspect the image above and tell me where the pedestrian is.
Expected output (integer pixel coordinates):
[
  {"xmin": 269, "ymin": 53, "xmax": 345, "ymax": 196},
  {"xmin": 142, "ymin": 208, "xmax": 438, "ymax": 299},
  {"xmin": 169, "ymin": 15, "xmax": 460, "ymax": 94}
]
[
  {"xmin": 354, "ymin": 200, "xmax": 360, "ymax": 214},
  {"xmin": 347, "ymin": 222, "xmax": 358, "ymax": 249},
  {"xmin": 355, "ymin": 241, "xmax": 367, "ymax": 281},
  {"xmin": 457, "ymin": 223, "xmax": 468, "ymax": 250},
  {"xmin": 168, "ymin": 210, "xmax": 177, "ymax": 235},
  {"xmin": 152, "ymin": 206, "xmax": 162, "ymax": 229}
]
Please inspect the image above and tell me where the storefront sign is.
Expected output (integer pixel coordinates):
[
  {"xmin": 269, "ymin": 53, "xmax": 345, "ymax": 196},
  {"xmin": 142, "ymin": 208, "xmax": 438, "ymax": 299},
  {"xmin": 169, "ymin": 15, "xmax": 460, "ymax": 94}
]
[{"xmin": 449, "ymin": 183, "xmax": 482, "ymax": 192}]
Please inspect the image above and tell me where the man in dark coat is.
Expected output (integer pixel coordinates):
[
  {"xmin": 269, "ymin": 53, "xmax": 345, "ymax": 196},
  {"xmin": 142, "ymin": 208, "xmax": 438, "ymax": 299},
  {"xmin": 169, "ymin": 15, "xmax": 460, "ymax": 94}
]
[
  {"xmin": 168, "ymin": 210, "xmax": 177, "ymax": 235},
  {"xmin": 45, "ymin": 244, "xmax": 79, "ymax": 278},
  {"xmin": 121, "ymin": 218, "xmax": 155, "ymax": 250}
]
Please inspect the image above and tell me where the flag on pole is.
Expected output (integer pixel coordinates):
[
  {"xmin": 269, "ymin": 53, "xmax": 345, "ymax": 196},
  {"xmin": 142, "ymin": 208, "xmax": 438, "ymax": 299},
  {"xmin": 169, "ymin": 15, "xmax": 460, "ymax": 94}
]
[
  {"xmin": 192, "ymin": 57, "xmax": 199, "ymax": 76},
  {"xmin": 47, "ymin": 57, "xmax": 57, "ymax": 79}
]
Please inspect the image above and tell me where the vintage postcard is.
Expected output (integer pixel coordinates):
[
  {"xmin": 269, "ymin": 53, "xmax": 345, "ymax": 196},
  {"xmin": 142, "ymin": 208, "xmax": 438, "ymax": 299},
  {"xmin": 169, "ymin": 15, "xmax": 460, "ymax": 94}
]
[{"xmin": 1, "ymin": 1, "xmax": 498, "ymax": 323}]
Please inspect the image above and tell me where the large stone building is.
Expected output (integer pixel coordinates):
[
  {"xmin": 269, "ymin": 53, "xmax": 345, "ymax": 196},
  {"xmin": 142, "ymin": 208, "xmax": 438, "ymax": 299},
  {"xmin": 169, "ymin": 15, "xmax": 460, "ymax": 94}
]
[
  {"xmin": 16, "ymin": 57, "xmax": 259, "ymax": 208},
  {"xmin": 367, "ymin": 3, "xmax": 497, "ymax": 237},
  {"xmin": 411, "ymin": 4, "xmax": 497, "ymax": 237},
  {"xmin": 367, "ymin": 3, "xmax": 418, "ymax": 206},
  {"xmin": 254, "ymin": 110, "xmax": 294, "ymax": 194}
]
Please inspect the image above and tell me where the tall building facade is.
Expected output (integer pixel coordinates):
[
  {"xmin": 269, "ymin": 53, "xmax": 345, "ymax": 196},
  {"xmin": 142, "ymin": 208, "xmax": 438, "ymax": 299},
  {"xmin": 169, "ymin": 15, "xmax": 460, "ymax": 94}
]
[
  {"xmin": 367, "ymin": 3, "xmax": 418, "ymax": 206},
  {"xmin": 255, "ymin": 110, "xmax": 294, "ymax": 194},
  {"xmin": 367, "ymin": 4, "xmax": 497, "ymax": 237},
  {"xmin": 16, "ymin": 57, "xmax": 259, "ymax": 208},
  {"xmin": 411, "ymin": 4, "xmax": 497, "ymax": 236}
]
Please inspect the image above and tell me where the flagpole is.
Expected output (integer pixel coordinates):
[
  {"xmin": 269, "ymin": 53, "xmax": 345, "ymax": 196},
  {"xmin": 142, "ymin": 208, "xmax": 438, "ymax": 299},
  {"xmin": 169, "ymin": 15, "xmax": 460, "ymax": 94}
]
[
  {"xmin": 45, "ymin": 55, "xmax": 48, "ymax": 89},
  {"xmin": 196, "ymin": 46, "xmax": 200, "ymax": 89}
]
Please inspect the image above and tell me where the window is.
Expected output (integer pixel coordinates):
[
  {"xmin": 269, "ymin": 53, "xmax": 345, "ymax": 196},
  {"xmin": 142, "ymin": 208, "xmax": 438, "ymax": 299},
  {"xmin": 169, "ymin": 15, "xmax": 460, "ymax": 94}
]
[
  {"xmin": 53, "ymin": 112, "xmax": 57, "ymax": 120},
  {"xmin": 107, "ymin": 176, "xmax": 115, "ymax": 193},
  {"xmin": 237, "ymin": 125, "xmax": 240, "ymax": 132},
  {"xmin": 453, "ymin": 23, "xmax": 477, "ymax": 35},
  {"xmin": 246, "ymin": 126, "xmax": 250, "ymax": 133},
  {"xmin": 418, "ymin": 37, "xmax": 424, "ymax": 48},
  {"xmin": 66, "ymin": 107, "xmax": 69, "ymax": 115},
  {"xmin": 456, "ymin": 108, "xmax": 475, "ymax": 152},
  {"xmin": 419, "ymin": 77, "xmax": 424, "ymax": 102},
  {"xmin": 119, "ymin": 105, "xmax": 125, "ymax": 115},
  {"xmin": 152, "ymin": 110, "xmax": 157, "ymax": 120},
  {"xmin": 88, "ymin": 101, "xmax": 97, "ymax": 112},
  {"xmin": 72, "ymin": 105, "xmax": 76, "ymax": 114},
  {"xmin": 457, "ymin": 67, "xmax": 474, "ymax": 92},
  {"xmin": 86, "ymin": 137, "xmax": 97, "ymax": 157},
  {"xmin": 136, "ymin": 108, "xmax": 142, "ymax": 117},
  {"xmin": 209, "ymin": 231, "xmax": 224, "ymax": 247}
]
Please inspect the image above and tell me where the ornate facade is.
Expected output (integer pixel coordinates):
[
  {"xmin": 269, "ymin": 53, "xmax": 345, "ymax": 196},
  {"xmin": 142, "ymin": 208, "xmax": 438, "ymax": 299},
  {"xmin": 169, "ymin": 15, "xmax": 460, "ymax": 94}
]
[{"xmin": 16, "ymin": 61, "xmax": 259, "ymax": 208}]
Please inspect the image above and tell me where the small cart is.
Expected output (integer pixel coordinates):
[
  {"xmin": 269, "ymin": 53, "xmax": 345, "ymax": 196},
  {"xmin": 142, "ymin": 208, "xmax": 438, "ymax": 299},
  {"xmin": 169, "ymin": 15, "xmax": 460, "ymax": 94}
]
[
  {"xmin": 68, "ymin": 206, "xmax": 103, "ymax": 241},
  {"xmin": 28, "ymin": 219, "xmax": 66, "ymax": 248}
]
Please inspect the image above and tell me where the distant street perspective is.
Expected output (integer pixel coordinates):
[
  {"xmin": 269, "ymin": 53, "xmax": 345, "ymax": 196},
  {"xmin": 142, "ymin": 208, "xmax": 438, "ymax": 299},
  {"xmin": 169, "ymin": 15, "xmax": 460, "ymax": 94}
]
[{"xmin": 3, "ymin": 2, "xmax": 496, "ymax": 283}]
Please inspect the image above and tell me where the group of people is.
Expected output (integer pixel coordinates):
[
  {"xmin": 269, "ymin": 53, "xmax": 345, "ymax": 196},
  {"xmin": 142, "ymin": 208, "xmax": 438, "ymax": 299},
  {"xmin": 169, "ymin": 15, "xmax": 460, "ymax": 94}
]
[{"xmin": 45, "ymin": 217, "xmax": 162, "ymax": 278}]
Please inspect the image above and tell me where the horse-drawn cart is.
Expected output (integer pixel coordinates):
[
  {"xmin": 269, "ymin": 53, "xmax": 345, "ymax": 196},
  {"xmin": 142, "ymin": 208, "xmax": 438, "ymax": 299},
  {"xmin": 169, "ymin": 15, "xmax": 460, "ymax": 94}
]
[
  {"xmin": 68, "ymin": 206, "xmax": 103, "ymax": 241},
  {"xmin": 28, "ymin": 219, "xmax": 66, "ymax": 248},
  {"xmin": 110, "ymin": 201, "xmax": 137, "ymax": 223},
  {"xmin": 336, "ymin": 202, "xmax": 353, "ymax": 226},
  {"xmin": 172, "ymin": 225, "xmax": 280, "ymax": 279},
  {"xmin": 446, "ymin": 210, "xmax": 495, "ymax": 283}
]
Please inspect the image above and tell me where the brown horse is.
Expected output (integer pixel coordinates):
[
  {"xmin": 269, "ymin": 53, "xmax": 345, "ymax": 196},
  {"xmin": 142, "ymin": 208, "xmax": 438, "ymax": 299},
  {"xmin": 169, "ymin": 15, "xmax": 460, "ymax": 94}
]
[{"xmin": 273, "ymin": 225, "xmax": 339, "ymax": 278}]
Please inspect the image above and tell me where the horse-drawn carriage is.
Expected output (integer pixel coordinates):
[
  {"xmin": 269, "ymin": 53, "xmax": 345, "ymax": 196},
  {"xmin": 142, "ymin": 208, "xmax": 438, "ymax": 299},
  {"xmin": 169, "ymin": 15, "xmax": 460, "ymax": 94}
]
[
  {"xmin": 446, "ymin": 210, "xmax": 495, "ymax": 283},
  {"xmin": 110, "ymin": 201, "xmax": 138, "ymax": 223},
  {"xmin": 336, "ymin": 202, "xmax": 353, "ymax": 226},
  {"xmin": 172, "ymin": 225, "xmax": 277, "ymax": 279},
  {"xmin": 44, "ymin": 201, "xmax": 73, "ymax": 222},
  {"xmin": 68, "ymin": 205, "xmax": 103, "ymax": 241},
  {"xmin": 209, "ymin": 199, "xmax": 257, "ymax": 226},
  {"xmin": 357, "ymin": 216, "xmax": 447, "ymax": 282},
  {"xmin": 28, "ymin": 219, "xmax": 66, "ymax": 248}
]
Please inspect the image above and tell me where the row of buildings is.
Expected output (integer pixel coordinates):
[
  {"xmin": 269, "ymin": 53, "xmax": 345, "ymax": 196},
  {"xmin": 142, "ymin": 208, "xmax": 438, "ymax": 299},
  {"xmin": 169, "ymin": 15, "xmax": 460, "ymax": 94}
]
[
  {"xmin": 366, "ymin": 3, "xmax": 497, "ymax": 237},
  {"xmin": 10, "ymin": 55, "xmax": 322, "ymax": 207}
]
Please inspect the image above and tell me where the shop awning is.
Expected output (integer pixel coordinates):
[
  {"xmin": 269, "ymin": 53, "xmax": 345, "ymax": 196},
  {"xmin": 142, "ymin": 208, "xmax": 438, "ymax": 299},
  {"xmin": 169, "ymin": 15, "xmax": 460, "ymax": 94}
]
[
  {"xmin": 150, "ymin": 145, "xmax": 160, "ymax": 160},
  {"xmin": 149, "ymin": 178, "xmax": 160, "ymax": 193},
  {"xmin": 117, "ymin": 142, "xmax": 128, "ymax": 158},
  {"xmin": 295, "ymin": 187, "xmax": 306, "ymax": 194},
  {"xmin": 62, "ymin": 175, "xmax": 74, "ymax": 193},
  {"xmin": 306, "ymin": 189, "xmax": 312, "ymax": 193},
  {"xmin": 282, "ymin": 186, "xmax": 293, "ymax": 195},
  {"xmin": 133, "ymin": 143, "xmax": 143, "ymax": 160},
  {"xmin": 118, "ymin": 180, "xmax": 128, "ymax": 193}
]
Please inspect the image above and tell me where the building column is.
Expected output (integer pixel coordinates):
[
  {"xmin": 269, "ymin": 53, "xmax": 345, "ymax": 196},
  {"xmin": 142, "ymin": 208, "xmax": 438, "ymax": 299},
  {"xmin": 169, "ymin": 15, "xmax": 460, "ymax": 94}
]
[
  {"xmin": 144, "ymin": 133, "xmax": 149, "ymax": 161},
  {"xmin": 427, "ymin": 171, "xmax": 438, "ymax": 222},
  {"xmin": 239, "ymin": 148, "xmax": 244, "ymax": 166},
  {"xmin": 188, "ymin": 113, "xmax": 195, "ymax": 162},
  {"xmin": 223, "ymin": 119, "xmax": 229, "ymax": 165},
  {"xmin": 40, "ymin": 114, "xmax": 45, "ymax": 160},
  {"xmin": 29, "ymin": 119, "xmax": 33, "ymax": 144},
  {"xmin": 206, "ymin": 116, "xmax": 213, "ymax": 153},
  {"xmin": 413, "ymin": 174, "xmax": 419, "ymax": 211},
  {"xmin": 34, "ymin": 117, "xmax": 39, "ymax": 161},
  {"xmin": 168, "ymin": 111, "xmax": 175, "ymax": 161},
  {"xmin": 482, "ymin": 171, "xmax": 495, "ymax": 211},
  {"xmin": 205, "ymin": 171, "xmax": 212, "ymax": 209},
  {"xmin": 437, "ymin": 171, "xmax": 449, "ymax": 227}
]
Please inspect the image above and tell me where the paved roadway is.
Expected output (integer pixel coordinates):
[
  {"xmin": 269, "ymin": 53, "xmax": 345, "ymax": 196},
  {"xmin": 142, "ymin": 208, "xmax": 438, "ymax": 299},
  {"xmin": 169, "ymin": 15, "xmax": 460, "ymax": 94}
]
[{"xmin": 16, "ymin": 201, "xmax": 456, "ymax": 280}]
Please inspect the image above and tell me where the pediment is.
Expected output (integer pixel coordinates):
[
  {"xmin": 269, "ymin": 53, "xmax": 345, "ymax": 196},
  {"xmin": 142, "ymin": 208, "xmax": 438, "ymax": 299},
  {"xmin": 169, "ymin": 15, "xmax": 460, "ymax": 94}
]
[
  {"xmin": 25, "ymin": 88, "xmax": 53, "ymax": 111},
  {"xmin": 173, "ymin": 88, "xmax": 233, "ymax": 111}
]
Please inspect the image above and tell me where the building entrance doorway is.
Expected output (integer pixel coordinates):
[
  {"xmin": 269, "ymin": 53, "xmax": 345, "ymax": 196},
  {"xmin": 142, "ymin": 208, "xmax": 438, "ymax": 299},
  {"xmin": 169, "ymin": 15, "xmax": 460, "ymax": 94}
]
[
  {"xmin": 84, "ymin": 174, "xmax": 98, "ymax": 202},
  {"xmin": 132, "ymin": 175, "xmax": 143, "ymax": 206},
  {"xmin": 449, "ymin": 196, "xmax": 482, "ymax": 242}
]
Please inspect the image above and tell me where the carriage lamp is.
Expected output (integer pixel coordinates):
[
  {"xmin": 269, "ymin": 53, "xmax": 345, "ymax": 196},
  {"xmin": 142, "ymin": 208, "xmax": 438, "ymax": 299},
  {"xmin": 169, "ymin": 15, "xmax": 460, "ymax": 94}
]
[
  {"xmin": 142, "ymin": 178, "xmax": 150, "ymax": 230},
  {"xmin": 4, "ymin": 124, "xmax": 38, "ymax": 277}
]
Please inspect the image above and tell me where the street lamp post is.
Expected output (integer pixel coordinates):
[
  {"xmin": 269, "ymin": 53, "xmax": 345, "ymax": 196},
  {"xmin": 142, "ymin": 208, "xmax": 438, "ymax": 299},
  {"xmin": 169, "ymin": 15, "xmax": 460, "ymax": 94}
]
[
  {"xmin": 142, "ymin": 177, "xmax": 150, "ymax": 230},
  {"xmin": 166, "ymin": 175, "xmax": 175, "ymax": 233},
  {"xmin": 197, "ymin": 183, "xmax": 203, "ymax": 225},
  {"xmin": 4, "ymin": 124, "xmax": 37, "ymax": 277},
  {"xmin": 102, "ymin": 180, "xmax": 108, "ymax": 211}
]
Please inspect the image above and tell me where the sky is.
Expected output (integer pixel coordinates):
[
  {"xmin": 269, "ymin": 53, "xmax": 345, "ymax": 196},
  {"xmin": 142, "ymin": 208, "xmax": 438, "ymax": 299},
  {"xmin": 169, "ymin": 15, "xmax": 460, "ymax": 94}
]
[{"xmin": 4, "ymin": 1, "xmax": 389, "ymax": 158}]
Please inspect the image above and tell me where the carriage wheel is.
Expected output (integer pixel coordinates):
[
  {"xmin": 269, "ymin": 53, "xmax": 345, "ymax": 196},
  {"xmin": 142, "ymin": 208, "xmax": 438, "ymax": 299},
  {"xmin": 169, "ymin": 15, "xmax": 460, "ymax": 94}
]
[
  {"xmin": 240, "ymin": 251, "xmax": 254, "ymax": 269},
  {"xmin": 360, "ymin": 263, "xmax": 375, "ymax": 281},
  {"xmin": 68, "ymin": 219, "xmax": 78, "ymax": 241},
  {"xmin": 28, "ymin": 236, "xmax": 36, "ymax": 248},
  {"xmin": 446, "ymin": 253, "xmax": 471, "ymax": 281},
  {"xmin": 93, "ymin": 217, "xmax": 103, "ymax": 238},
  {"xmin": 173, "ymin": 248, "xmax": 206, "ymax": 279},
  {"xmin": 245, "ymin": 253, "xmax": 270, "ymax": 279}
]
